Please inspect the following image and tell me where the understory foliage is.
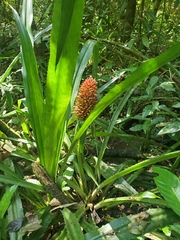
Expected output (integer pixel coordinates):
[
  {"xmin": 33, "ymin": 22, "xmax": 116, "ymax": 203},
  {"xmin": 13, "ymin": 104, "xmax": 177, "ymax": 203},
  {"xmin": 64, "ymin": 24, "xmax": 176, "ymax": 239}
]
[{"xmin": 1, "ymin": 0, "xmax": 180, "ymax": 239}]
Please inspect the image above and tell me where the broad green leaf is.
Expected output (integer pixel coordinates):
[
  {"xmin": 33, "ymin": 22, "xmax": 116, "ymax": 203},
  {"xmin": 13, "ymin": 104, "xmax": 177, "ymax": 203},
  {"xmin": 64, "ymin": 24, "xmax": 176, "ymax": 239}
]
[
  {"xmin": 62, "ymin": 208, "xmax": 85, "ymax": 240},
  {"xmin": 43, "ymin": 0, "xmax": 85, "ymax": 177},
  {"xmin": 130, "ymin": 124, "xmax": 143, "ymax": 132},
  {"xmin": 146, "ymin": 76, "xmax": 159, "ymax": 97},
  {"xmin": 151, "ymin": 116, "xmax": 165, "ymax": 125},
  {"xmin": 173, "ymin": 102, "xmax": 180, "ymax": 108},
  {"xmin": 149, "ymin": 76, "xmax": 159, "ymax": 87},
  {"xmin": 153, "ymin": 166, "xmax": 180, "ymax": 216},
  {"xmin": 158, "ymin": 121, "xmax": 180, "ymax": 135},
  {"xmin": 143, "ymin": 119, "xmax": 151, "ymax": 134},
  {"xmin": 142, "ymin": 35, "xmax": 149, "ymax": 48},
  {"xmin": 142, "ymin": 105, "xmax": 154, "ymax": 118},
  {"xmin": 0, "ymin": 185, "xmax": 17, "ymax": 219},
  {"xmin": 142, "ymin": 101, "xmax": 159, "ymax": 118},
  {"xmin": 160, "ymin": 82, "xmax": 176, "ymax": 92},
  {"xmin": 5, "ymin": 159, "xmax": 24, "ymax": 240}
]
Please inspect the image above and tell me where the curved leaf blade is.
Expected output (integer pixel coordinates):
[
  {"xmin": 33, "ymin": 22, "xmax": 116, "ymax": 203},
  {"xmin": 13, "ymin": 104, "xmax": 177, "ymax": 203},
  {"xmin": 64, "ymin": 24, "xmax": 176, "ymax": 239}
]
[
  {"xmin": 153, "ymin": 166, "xmax": 180, "ymax": 216},
  {"xmin": 62, "ymin": 208, "xmax": 85, "ymax": 240},
  {"xmin": 10, "ymin": 6, "xmax": 44, "ymax": 160},
  {"xmin": 0, "ymin": 185, "xmax": 17, "ymax": 219}
]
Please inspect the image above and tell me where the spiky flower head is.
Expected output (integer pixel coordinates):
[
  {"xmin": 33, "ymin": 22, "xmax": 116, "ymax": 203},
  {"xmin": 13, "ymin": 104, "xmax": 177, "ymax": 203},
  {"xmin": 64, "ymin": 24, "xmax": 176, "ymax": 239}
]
[{"xmin": 73, "ymin": 77, "xmax": 98, "ymax": 120}]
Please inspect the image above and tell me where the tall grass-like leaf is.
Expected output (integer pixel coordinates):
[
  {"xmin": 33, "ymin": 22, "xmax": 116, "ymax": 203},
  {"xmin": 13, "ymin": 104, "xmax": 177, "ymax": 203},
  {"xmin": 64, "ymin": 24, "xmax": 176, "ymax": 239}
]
[
  {"xmin": 43, "ymin": 0, "xmax": 85, "ymax": 177},
  {"xmin": 5, "ymin": 159, "xmax": 24, "ymax": 240},
  {"xmin": 0, "ymin": 54, "xmax": 19, "ymax": 84},
  {"xmin": 21, "ymin": 0, "xmax": 33, "ymax": 41},
  {"xmin": 153, "ymin": 166, "xmax": 180, "ymax": 216},
  {"xmin": 96, "ymin": 85, "xmax": 138, "ymax": 179},
  {"xmin": 10, "ymin": 6, "xmax": 44, "ymax": 161},
  {"xmin": 62, "ymin": 208, "xmax": 85, "ymax": 240},
  {"xmin": 0, "ymin": 185, "xmax": 17, "ymax": 219}
]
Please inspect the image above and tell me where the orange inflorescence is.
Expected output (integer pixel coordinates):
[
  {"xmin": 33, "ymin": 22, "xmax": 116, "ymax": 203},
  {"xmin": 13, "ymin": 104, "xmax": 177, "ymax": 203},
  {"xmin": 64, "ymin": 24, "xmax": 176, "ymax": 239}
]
[{"xmin": 73, "ymin": 77, "xmax": 98, "ymax": 120}]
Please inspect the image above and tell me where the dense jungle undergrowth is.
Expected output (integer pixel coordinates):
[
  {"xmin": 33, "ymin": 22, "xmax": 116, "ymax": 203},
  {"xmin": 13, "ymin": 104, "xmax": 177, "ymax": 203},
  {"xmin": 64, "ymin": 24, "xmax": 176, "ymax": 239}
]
[{"xmin": 1, "ymin": 0, "xmax": 180, "ymax": 239}]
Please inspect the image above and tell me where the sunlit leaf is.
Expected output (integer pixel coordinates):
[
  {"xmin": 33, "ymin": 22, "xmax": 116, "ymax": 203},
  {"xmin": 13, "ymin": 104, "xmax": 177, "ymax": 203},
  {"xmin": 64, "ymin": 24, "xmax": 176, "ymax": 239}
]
[
  {"xmin": 153, "ymin": 166, "xmax": 180, "ymax": 216},
  {"xmin": 43, "ymin": 0, "xmax": 85, "ymax": 178},
  {"xmin": 172, "ymin": 102, "xmax": 180, "ymax": 108},
  {"xmin": 62, "ymin": 208, "xmax": 85, "ymax": 240},
  {"xmin": 158, "ymin": 121, "xmax": 180, "ymax": 135},
  {"xmin": 130, "ymin": 124, "xmax": 143, "ymax": 132},
  {"xmin": 0, "ymin": 185, "xmax": 17, "ymax": 219},
  {"xmin": 142, "ymin": 35, "xmax": 149, "ymax": 48},
  {"xmin": 160, "ymin": 82, "xmax": 176, "ymax": 92}
]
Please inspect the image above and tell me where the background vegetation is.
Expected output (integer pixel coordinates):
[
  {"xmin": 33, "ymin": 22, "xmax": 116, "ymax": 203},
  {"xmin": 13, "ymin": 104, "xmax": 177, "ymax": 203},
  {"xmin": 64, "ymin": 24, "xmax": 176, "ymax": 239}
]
[{"xmin": 1, "ymin": 0, "xmax": 180, "ymax": 239}]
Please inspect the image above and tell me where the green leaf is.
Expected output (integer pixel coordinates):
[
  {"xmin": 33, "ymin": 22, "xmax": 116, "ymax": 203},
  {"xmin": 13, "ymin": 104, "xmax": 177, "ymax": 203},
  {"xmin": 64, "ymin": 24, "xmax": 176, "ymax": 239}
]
[
  {"xmin": 130, "ymin": 124, "xmax": 143, "ymax": 132},
  {"xmin": 0, "ymin": 175, "xmax": 43, "ymax": 191},
  {"xmin": 0, "ymin": 54, "xmax": 19, "ymax": 84},
  {"xmin": 62, "ymin": 208, "xmax": 85, "ymax": 240},
  {"xmin": 142, "ymin": 105, "xmax": 154, "ymax": 118},
  {"xmin": 142, "ymin": 35, "xmax": 149, "ymax": 48},
  {"xmin": 43, "ymin": 0, "xmax": 85, "ymax": 177},
  {"xmin": 153, "ymin": 166, "xmax": 180, "ymax": 216},
  {"xmin": 158, "ymin": 121, "xmax": 180, "ymax": 135},
  {"xmin": 160, "ymin": 81, "xmax": 176, "ymax": 92},
  {"xmin": 10, "ymin": 5, "xmax": 44, "ymax": 161},
  {"xmin": 143, "ymin": 119, "xmax": 151, "ymax": 134},
  {"xmin": 172, "ymin": 102, "xmax": 180, "ymax": 108},
  {"xmin": 4, "ymin": 159, "xmax": 24, "ymax": 240},
  {"xmin": 0, "ymin": 185, "xmax": 17, "ymax": 219},
  {"xmin": 149, "ymin": 76, "xmax": 159, "ymax": 87}
]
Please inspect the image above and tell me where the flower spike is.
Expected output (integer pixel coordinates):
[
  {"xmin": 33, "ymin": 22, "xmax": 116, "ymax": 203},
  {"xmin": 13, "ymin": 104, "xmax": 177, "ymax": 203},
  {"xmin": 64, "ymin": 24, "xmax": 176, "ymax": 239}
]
[{"xmin": 73, "ymin": 77, "xmax": 98, "ymax": 120}]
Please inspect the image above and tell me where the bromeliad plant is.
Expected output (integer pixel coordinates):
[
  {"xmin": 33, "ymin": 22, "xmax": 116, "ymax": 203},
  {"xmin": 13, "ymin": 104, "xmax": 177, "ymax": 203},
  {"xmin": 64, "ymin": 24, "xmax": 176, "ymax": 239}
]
[
  {"xmin": 4, "ymin": 0, "xmax": 180, "ymax": 238},
  {"xmin": 11, "ymin": 0, "xmax": 180, "ymax": 179},
  {"xmin": 11, "ymin": 0, "xmax": 86, "ymax": 179}
]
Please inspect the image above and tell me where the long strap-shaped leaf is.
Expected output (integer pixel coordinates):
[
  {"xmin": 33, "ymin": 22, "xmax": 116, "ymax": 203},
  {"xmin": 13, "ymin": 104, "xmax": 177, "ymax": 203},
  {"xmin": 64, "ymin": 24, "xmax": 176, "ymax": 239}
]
[
  {"xmin": 43, "ymin": 0, "xmax": 85, "ymax": 177},
  {"xmin": 10, "ymin": 5, "xmax": 44, "ymax": 161}
]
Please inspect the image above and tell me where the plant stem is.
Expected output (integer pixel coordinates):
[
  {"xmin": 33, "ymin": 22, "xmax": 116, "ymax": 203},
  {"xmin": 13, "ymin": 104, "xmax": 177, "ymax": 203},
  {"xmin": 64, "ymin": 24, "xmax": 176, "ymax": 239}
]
[{"xmin": 77, "ymin": 122, "xmax": 88, "ymax": 194}]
